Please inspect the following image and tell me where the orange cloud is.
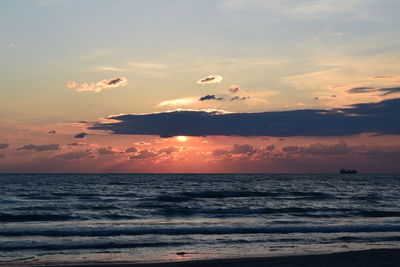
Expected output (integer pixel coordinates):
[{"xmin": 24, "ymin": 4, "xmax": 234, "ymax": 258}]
[
  {"xmin": 67, "ymin": 77, "xmax": 128, "ymax": 93},
  {"xmin": 197, "ymin": 75, "xmax": 223, "ymax": 84}
]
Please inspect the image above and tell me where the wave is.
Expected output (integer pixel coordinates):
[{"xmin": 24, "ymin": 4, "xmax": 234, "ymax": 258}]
[
  {"xmin": 179, "ymin": 191, "xmax": 333, "ymax": 200},
  {"xmin": 358, "ymin": 210, "xmax": 400, "ymax": 217},
  {"xmin": 3, "ymin": 207, "xmax": 400, "ymax": 222},
  {"xmin": 0, "ymin": 213, "xmax": 76, "ymax": 222},
  {"xmin": 145, "ymin": 191, "xmax": 334, "ymax": 203},
  {"xmin": 198, "ymin": 207, "xmax": 352, "ymax": 215},
  {"xmin": 135, "ymin": 206, "xmax": 400, "ymax": 218},
  {"xmin": 0, "ymin": 242, "xmax": 189, "ymax": 251},
  {"xmin": 1, "ymin": 225, "xmax": 400, "ymax": 237}
]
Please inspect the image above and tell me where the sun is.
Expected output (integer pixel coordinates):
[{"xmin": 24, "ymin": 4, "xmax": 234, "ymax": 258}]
[{"xmin": 176, "ymin": 136, "xmax": 188, "ymax": 142}]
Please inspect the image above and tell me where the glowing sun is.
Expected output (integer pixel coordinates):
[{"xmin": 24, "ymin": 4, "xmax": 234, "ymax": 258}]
[{"xmin": 176, "ymin": 136, "xmax": 188, "ymax": 142}]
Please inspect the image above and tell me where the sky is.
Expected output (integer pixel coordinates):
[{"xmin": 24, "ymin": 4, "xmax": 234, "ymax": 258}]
[{"xmin": 0, "ymin": 0, "xmax": 400, "ymax": 173}]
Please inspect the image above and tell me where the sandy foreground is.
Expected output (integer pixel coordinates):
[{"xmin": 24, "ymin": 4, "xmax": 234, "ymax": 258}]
[{"xmin": 5, "ymin": 249, "xmax": 400, "ymax": 267}]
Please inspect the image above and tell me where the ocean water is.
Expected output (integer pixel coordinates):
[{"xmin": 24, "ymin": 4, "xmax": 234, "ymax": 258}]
[{"xmin": 1, "ymin": 174, "xmax": 400, "ymax": 264}]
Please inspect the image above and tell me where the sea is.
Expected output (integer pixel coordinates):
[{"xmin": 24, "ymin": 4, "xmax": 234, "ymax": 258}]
[{"xmin": 1, "ymin": 173, "xmax": 400, "ymax": 265}]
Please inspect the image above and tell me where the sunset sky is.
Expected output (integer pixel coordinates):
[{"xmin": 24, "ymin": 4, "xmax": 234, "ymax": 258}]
[{"xmin": 1, "ymin": 0, "xmax": 400, "ymax": 173}]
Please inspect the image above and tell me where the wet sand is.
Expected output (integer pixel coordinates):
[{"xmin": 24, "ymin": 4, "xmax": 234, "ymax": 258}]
[{"xmin": 7, "ymin": 248, "xmax": 400, "ymax": 267}]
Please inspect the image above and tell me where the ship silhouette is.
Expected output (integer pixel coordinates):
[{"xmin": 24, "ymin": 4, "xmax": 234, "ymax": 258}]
[{"xmin": 340, "ymin": 168, "xmax": 357, "ymax": 174}]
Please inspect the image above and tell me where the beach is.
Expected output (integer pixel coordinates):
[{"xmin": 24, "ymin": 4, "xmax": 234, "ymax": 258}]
[{"xmin": 4, "ymin": 249, "xmax": 399, "ymax": 267}]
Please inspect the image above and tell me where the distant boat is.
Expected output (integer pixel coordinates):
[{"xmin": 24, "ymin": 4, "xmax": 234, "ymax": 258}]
[{"xmin": 340, "ymin": 168, "xmax": 357, "ymax": 174}]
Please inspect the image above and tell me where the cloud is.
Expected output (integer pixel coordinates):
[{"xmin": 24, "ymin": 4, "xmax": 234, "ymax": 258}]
[
  {"xmin": 228, "ymin": 84, "xmax": 240, "ymax": 94},
  {"xmin": 89, "ymin": 98, "xmax": 400, "ymax": 137},
  {"xmin": 230, "ymin": 96, "xmax": 249, "ymax": 101},
  {"xmin": 299, "ymin": 141, "xmax": 354, "ymax": 155},
  {"xmin": 74, "ymin": 132, "xmax": 88, "ymax": 139},
  {"xmin": 213, "ymin": 144, "xmax": 256, "ymax": 156},
  {"xmin": 266, "ymin": 145, "xmax": 276, "ymax": 151},
  {"xmin": 67, "ymin": 77, "xmax": 128, "ymax": 93},
  {"xmin": 55, "ymin": 150, "xmax": 93, "ymax": 160},
  {"xmin": 347, "ymin": 86, "xmax": 400, "ymax": 96},
  {"xmin": 161, "ymin": 92, "xmax": 249, "ymax": 106},
  {"xmin": 159, "ymin": 146, "xmax": 180, "ymax": 154},
  {"xmin": 129, "ymin": 150, "xmax": 157, "ymax": 160},
  {"xmin": 280, "ymin": 141, "xmax": 361, "ymax": 157},
  {"xmin": 97, "ymin": 147, "xmax": 117, "ymax": 156},
  {"xmin": 0, "ymin": 153, "xmax": 6, "ymax": 159},
  {"xmin": 125, "ymin": 146, "xmax": 180, "ymax": 160},
  {"xmin": 197, "ymin": 75, "xmax": 223, "ymax": 84},
  {"xmin": 221, "ymin": 0, "xmax": 367, "ymax": 19},
  {"xmin": 129, "ymin": 62, "xmax": 166, "ymax": 69},
  {"xmin": 90, "ymin": 98, "xmax": 400, "ymax": 137},
  {"xmin": 231, "ymin": 144, "xmax": 256, "ymax": 155},
  {"xmin": 127, "ymin": 62, "xmax": 168, "ymax": 78},
  {"xmin": 67, "ymin": 142, "xmax": 85, "ymax": 146},
  {"xmin": 370, "ymin": 75, "xmax": 396, "ymax": 80},
  {"xmin": 212, "ymin": 149, "xmax": 230, "ymax": 156},
  {"xmin": 158, "ymin": 97, "xmax": 197, "ymax": 107},
  {"xmin": 67, "ymin": 82, "xmax": 78, "ymax": 88},
  {"xmin": 125, "ymin": 147, "xmax": 138, "ymax": 153},
  {"xmin": 282, "ymin": 145, "xmax": 301, "ymax": 152},
  {"xmin": 198, "ymin": 94, "xmax": 249, "ymax": 102},
  {"xmin": 0, "ymin": 144, "xmax": 9, "ymax": 150},
  {"xmin": 17, "ymin": 144, "xmax": 60, "ymax": 152},
  {"xmin": 199, "ymin": 95, "xmax": 225, "ymax": 101},
  {"xmin": 279, "ymin": 141, "xmax": 366, "ymax": 157},
  {"xmin": 93, "ymin": 66, "xmax": 127, "ymax": 72}
]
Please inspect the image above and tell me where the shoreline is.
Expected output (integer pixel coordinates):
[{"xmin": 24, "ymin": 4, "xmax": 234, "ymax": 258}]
[{"xmin": 4, "ymin": 248, "xmax": 400, "ymax": 267}]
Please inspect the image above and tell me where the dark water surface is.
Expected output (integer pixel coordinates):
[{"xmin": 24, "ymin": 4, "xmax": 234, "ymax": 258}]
[{"xmin": 1, "ymin": 174, "xmax": 400, "ymax": 264}]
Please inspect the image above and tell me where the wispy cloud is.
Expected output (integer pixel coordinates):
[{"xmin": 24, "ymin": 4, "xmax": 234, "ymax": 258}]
[
  {"xmin": 158, "ymin": 97, "xmax": 197, "ymax": 107},
  {"xmin": 197, "ymin": 75, "xmax": 223, "ymax": 84},
  {"xmin": 93, "ymin": 66, "xmax": 127, "ymax": 72},
  {"xmin": 369, "ymin": 75, "xmax": 397, "ymax": 80},
  {"xmin": 221, "ymin": 0, "xmax": 370, "ymax": 19},
  {"xmin": 67, "ymin": 77, "xmax": 128, "ymax": 93},
  {"xmin": 348, "ymin": 86, "xmax": 400, "ymax": 96},
  {"xmin": 128, "ymin": 62, "xmax": 167, "ymax": 70},
  {"xmin": 92, "ymin": 63, "xmax": 167, "ymax": 73},
  {"xmin": 36, "ymin": 0, "xmax": 66, "ymax": 6}
]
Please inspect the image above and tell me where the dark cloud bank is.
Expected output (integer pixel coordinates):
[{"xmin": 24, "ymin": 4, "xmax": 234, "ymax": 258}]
[{"xmin": 90, "ymin": 98, "xmax": 400, "ymax": 137}]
